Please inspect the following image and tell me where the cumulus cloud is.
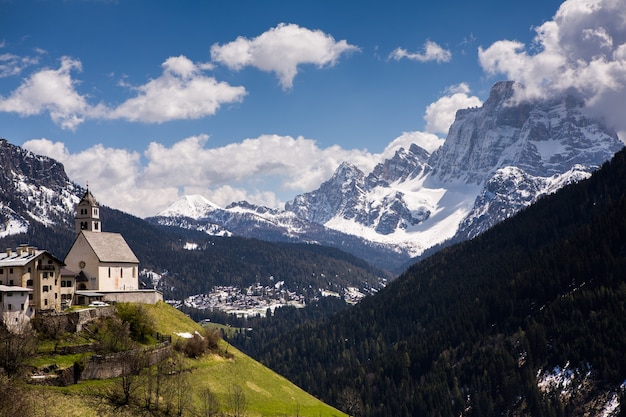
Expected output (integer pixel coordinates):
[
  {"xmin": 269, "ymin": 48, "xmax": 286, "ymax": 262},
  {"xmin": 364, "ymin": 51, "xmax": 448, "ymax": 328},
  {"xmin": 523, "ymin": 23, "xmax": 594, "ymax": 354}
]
[
  {"xmin": 24, "ymin": 134, "xmax": 377, "ymax": 217},
  {"xmin": 210, "ymin": 23, "xmax": 359, "ymax": 89},
  {"xmin": 424, "ymin": 83, "xmax": 483, "ymax": 134},
  {"xmin": 0, "ymin": 55, "xmax": 246, "ymax": 128},
  {"xmin": 0, "ymin": 57, "xmax": 101, "ymax": 130},
  {"xmin": 381, "ymin": 131, "xmax": 444, "ymax": 159},
  {"xmin": 108, "ymin": 55, "xmax": 246, "ymax": 122},
  {"xmin": 389, "ymin": 40, "xmax": 452, "ymax": 63},
  {"xmin": 478, "ymin": 0, "xmax": 626, "ymax": 138}
]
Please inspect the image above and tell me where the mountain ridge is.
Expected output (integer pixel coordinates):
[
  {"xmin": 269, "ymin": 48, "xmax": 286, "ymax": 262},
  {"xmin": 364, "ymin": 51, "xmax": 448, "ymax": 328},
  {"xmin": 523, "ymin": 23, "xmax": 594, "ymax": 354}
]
[{"xmin": 153, "ymin": 81, "xmax": 623, "ymax": 270}]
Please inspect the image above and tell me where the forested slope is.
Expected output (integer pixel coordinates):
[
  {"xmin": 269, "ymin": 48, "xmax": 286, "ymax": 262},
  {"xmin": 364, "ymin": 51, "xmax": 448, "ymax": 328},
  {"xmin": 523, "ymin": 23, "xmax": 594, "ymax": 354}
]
[{"xmin": 236, "ymin": 148, "xmax": 626, "ymax": 416}]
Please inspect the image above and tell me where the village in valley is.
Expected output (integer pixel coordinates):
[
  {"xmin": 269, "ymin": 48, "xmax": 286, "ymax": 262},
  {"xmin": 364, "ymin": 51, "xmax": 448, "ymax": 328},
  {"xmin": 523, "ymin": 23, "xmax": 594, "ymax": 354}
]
[{"xmin": 166, "ymin": 280, "xmax": 367, "ymax": 319}]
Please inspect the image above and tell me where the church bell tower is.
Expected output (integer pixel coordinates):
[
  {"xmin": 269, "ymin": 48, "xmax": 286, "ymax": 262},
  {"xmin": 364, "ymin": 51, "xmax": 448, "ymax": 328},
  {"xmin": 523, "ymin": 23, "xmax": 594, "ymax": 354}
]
[{"xmin": 75, "ymin": 188, "xmax": 101, "ymax": 234}]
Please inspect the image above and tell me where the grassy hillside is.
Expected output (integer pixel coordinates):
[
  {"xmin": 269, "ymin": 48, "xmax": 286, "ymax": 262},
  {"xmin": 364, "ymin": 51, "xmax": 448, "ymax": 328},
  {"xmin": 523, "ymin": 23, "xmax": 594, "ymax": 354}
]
[{"xmin": 26, "ymin": 302, "xmax": 346, "ymax": 417}]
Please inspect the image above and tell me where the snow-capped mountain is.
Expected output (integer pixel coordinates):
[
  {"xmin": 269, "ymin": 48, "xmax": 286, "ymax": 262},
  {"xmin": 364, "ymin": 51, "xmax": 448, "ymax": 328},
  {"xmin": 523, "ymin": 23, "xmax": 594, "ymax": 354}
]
[
  {"xmin": 152, "ymin": 81, "xmax": 624, "ymax": 271},
  {"xmin": 150, "ymin": 195, "xmax": 410, "ymax": 270},
  {"xmin": 0, "ymin": 139, "xmax": 80, "ymax": 238},
  {"xmin": 287, "ymin": 81, "xmax": 623, "ymax": 254}
]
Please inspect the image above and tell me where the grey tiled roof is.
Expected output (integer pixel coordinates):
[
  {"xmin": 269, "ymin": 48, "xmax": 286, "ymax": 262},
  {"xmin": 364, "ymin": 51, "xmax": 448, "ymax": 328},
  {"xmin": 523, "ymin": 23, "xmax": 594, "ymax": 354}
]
[
  {"xmin": 82, "ymin": 231, "xmax": 139, "ymax": 264},
  {"xmin": 0, "ymin": 248, "xmax": 64, "ymax": 267}
]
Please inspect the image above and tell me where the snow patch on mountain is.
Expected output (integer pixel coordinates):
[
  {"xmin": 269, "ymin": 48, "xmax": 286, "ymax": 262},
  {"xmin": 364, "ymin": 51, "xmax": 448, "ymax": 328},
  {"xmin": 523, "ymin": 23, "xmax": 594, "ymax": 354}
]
[{"xmin": 157, "ymin": 194, "xmax": 221, "ymax": 219}]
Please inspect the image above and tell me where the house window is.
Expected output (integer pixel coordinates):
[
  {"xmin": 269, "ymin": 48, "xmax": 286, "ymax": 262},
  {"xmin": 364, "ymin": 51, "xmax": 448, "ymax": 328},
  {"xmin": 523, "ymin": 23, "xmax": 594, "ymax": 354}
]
[
  {"xmin": 0, "ymin": 269, "xmax": 3, "ymax": 274},
  {"xmin": 9, "ymin": 268, "xmax": 13, "ymax": 274},
  {"xmin": 43, "ymin": 272, "xmax": 48, "ymax": 278},
  {"xmin": 9, "ymin": 280, "xmax": 13, "ymax": 285},
  {"xmin": 29, "ymin": 294, "xmax": 33, "ymax": 300},
  {"xmin": 55, "ymin": 293, "xmax": 58, "ymax": 299},
  {"xmin": 7, "ymin": 304, "xmax": 11, "ymax": 311},
  {"xmin": 43, "ymin": 286, "xmax": 49, "ymax": 292},
  {"xmin": 81, "ymin": 221, "xmax": 87, "ymax": 230},
  {"xmin": 44, "ymin": 299, "xmax": 48, "ymax": 306},
  {"xmin": 20, "ymin": 304, "xmax": 24, "ymax": 310},
  {"xmin": 26, "ymin": 280, "xmax": 33, "ymax": 286},
  {"xmin": 108, "ymin": 267, "xmax": 111, "ymax": 278},
  {"xmin": 94, "ymin": 222, "xmax": 99, "ymax": 230}
]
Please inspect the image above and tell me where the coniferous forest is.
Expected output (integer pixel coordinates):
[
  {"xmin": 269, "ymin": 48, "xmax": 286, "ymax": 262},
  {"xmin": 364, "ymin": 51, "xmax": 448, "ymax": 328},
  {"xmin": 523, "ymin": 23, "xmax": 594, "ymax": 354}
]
[{"xmin": 230, "ymin": 148, "xmax": 626, "ymax": 416}]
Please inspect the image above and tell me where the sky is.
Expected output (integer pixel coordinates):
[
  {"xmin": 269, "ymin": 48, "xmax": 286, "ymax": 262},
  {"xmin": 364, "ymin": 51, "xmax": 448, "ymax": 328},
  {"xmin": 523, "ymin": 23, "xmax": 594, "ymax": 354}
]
[{"xmin": 1, "ymin": 0, "xmax": 625, "ymax": 218}]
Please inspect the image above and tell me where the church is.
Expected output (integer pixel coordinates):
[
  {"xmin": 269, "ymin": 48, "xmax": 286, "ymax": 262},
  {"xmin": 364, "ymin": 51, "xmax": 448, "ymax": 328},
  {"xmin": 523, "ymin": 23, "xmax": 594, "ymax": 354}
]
[{"xmin": 64, "ymin": 189, "xmax": 161, "ymax": 305}]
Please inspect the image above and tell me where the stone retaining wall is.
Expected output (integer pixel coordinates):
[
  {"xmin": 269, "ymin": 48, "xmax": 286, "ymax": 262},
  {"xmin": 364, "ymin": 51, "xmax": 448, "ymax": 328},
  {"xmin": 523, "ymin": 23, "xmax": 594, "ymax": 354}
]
[{"xmin": 79, "ymin": 343, "xmax": 172, "ymax": 381}]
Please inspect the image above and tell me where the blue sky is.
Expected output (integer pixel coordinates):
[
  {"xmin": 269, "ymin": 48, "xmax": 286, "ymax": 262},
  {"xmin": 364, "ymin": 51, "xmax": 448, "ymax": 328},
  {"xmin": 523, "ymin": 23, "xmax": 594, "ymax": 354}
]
[{"xmin": 1, "ymin": 0, "xmax": 624, "ymax": 217}]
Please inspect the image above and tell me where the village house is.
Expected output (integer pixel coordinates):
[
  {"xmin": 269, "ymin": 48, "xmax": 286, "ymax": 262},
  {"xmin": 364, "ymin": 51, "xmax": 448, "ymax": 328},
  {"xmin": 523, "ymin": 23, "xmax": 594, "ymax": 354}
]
[
  {"xmin": 0, "ymin": 284, "xmax": 33, "ymax": 331},
  {"xmin": 0, "ymin": 244, "xmax": 65, "ymax": 327}
]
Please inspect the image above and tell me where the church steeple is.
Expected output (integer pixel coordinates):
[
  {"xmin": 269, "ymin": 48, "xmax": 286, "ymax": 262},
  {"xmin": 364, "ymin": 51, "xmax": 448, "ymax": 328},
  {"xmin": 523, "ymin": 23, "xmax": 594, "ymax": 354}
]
[{"xmin": 75, "ymin": 187, "xmax": 101, "ymax": 234}]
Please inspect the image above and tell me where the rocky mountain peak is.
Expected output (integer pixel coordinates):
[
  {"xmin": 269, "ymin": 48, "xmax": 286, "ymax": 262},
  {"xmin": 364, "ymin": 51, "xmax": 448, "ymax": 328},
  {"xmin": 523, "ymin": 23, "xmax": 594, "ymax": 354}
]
[
  {"xmin": 368, "ymin": 143, "xmax": 431, "ymax": 187},
  {"xmin": 429, "ymin": 81, "xmax": 620, "ymax": 184}
]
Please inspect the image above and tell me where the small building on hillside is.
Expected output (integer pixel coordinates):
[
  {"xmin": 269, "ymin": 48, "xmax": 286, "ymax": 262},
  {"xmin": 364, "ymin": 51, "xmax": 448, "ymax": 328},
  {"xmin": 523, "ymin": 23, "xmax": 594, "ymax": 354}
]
[{"xmin": 0, "ymin": 284, "xmax": 33, "ymax": 330}]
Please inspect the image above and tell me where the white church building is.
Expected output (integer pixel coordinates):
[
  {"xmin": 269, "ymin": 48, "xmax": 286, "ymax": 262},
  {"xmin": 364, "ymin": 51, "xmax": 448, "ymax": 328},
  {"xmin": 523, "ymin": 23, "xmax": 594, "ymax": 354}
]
[{"xmin": 65, "ymin": 190, "xmax": 161, "ymax": 305}]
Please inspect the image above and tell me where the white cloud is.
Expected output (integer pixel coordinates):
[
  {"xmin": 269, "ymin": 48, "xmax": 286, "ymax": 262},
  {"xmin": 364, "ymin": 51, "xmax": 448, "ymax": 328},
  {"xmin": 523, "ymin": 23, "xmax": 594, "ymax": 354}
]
[
  {"xmin": 0, "ymin": 53, "xmax": 39, "ymax": 77},
  {"xmin": 478, "ymin": 0, "xmax": 626, "ymax": 137},
  {"xmin": 424, "ymin": 83, "xmax": 483, "ymax": 135},
  {"xmin": 0, "ymin": 55, "xmax": 246, "ymax": 128},
  {"xmin": 0, "ymin": 57, "xmax": 100, "ymax": 130},
  {"xmin": 381, "ymin": 131, "xmax": 444, "ymax": 159},
  {"xmin": 23, "ymin": 134, "xmax": 377, "ymax": 218},
  {"xmin": 389, "ymin": 40, "xmax": 452, "ymax": 63},
  {"xmin": 210, "ymin": 23, "xmax": 359, "ymax": 89},
  {"xmin": 108, "ymin": 55, "xmax": 247, "ymax": 123}
]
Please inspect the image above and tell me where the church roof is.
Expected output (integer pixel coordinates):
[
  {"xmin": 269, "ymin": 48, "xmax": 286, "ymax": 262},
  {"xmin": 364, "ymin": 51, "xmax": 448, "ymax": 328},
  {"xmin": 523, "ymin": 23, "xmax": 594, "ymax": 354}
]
[
  {"xmin": 80, "ymin": 231, "xmax": 139, "ymax": 264},
  {"xmin": 79, "ymin": 190, "xmax": 99, "ymax": 207}
]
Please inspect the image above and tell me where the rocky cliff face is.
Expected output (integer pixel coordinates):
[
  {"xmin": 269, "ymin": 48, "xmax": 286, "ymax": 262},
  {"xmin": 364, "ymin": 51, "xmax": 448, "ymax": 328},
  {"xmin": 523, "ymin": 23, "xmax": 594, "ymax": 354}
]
[
  {"xmin": 0, "ymin": 139, "xmax": 80, "ymax": 237},
  {"xmin": 430, "ymin": 81, "xmax": 621, "ymax": 184}
]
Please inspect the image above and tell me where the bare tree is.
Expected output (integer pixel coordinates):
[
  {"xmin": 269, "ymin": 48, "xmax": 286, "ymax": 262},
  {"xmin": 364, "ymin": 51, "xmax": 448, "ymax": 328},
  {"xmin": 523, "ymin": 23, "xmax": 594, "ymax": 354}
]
[
  {"xmin": 106, "ymin": 349, "xmax": 145, "ymax": 406},
  {"xmin": 0, "ymin": 372, "xmax": 35, "ymax": 416},
  {"xmin": 33, "ymin": 313, "xmax": 68, "ymax": 353},
  {"xmin": 0, "ymin": 322, "xmax": 37, "ymax": 376},
  {"xmin": 227, "ymin": 384, "xmax": 248, "ymax": 417},
  {"xmin": 339, "ymin": 387, "xmax": 363, "ymax": 417},
  {"xmin": 197, "ymin": 386, "xmax": 221, "ymax": 417}
]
